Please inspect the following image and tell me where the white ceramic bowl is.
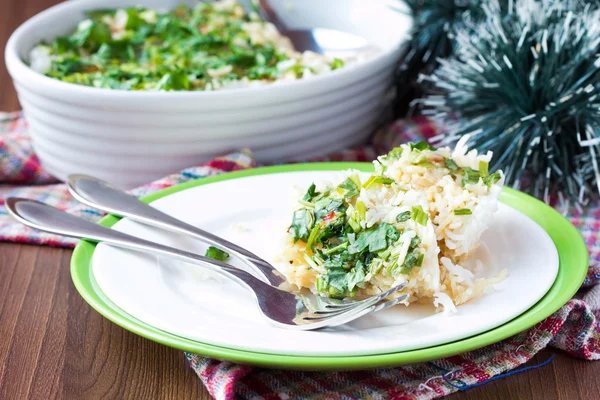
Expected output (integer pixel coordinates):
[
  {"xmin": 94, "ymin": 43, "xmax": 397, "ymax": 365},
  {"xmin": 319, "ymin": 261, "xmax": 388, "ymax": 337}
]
[{"xmin": 6, "ymin": 0, "xmax": 412, "ymax": 188}]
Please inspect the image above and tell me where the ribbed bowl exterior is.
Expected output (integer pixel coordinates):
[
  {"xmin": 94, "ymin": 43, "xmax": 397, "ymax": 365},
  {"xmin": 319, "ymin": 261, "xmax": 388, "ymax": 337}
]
[{"xmin": 6, "ymin": 0, "xmax": 412, "ymax": 188}]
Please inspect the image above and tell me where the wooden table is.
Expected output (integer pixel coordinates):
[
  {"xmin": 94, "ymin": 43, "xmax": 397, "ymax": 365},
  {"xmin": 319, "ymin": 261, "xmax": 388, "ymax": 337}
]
[{"xmin": 1, "ymin": 1, "xmax": 598, "ymax": 399}]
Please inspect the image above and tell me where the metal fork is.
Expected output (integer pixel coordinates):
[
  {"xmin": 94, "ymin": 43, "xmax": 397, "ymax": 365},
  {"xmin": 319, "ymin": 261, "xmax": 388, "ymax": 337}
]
[
  {"xmin": 67, "ymin": 174, "xmax": 286, "ymax": 287},
  {"xmin": 6, "ymin": 198, "xmax": 407, "ymax": 330}
]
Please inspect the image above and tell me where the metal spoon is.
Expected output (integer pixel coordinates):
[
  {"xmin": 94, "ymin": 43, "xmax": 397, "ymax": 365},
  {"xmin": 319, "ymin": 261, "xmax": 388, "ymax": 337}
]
[{"xmin": 255, "ymin": 0, "xmax": 375, "ymax": 56}]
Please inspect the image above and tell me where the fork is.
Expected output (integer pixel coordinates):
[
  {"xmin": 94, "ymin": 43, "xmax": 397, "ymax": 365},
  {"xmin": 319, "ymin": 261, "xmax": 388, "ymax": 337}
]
[
  {"xmin": 6, "ymin": 197, "xmax": 407, "ymax": 330},
  {"xmin": 67, "ymin": 174, "xmax": 286, "ymax": 287}
]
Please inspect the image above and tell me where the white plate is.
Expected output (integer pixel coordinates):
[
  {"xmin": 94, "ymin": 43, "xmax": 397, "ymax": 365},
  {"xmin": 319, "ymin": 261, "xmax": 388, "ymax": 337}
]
[{"xmin": 91, "ymin": 171, "xmax": 559, "ymax": 357}]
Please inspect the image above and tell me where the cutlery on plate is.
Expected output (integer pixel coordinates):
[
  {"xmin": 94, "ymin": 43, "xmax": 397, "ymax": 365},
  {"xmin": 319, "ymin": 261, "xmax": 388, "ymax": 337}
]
[
  {"xmin": 67, "ymin": 174, "xmax": 285, "ymax": 287},
  {"xmin": 6, "ymin": 197, "xmax": 407, "ymax": 330}
]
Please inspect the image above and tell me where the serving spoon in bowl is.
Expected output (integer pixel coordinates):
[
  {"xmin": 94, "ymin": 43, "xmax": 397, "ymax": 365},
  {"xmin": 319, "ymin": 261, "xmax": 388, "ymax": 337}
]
[
  {"xmin": 6, "ymin": 197, "xmax": 407, "ymax": 330},
  {"xmin": 255, "ymin": 0, "xmax": 376, "ymax": 57}
]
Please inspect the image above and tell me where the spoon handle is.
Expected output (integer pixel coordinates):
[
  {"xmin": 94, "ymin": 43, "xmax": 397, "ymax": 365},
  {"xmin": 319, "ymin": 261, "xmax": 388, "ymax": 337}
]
[
  {"xmin": 67, "ymin": 174, "xmax": 283, "ymax": 286},
  {"xmin": 5, "ymin": 197, "xmax": 271, "ymax": 292}
]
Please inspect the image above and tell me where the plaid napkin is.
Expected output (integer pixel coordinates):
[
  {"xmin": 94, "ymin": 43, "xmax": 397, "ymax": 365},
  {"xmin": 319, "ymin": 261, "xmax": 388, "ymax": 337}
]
[{"xmin": 1, "ymin": 111, "xmax": 599, "ymax": 400}]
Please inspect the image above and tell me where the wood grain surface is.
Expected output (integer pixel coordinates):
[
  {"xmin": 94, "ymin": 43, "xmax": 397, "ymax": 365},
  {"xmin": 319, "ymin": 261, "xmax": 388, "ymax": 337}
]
[{"xmin": 1, "ymin": 1, "xmax": 598, "ymax": 399}]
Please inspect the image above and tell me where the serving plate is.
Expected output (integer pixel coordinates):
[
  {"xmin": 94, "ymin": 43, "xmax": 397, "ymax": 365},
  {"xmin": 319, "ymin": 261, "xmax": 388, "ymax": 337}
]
[{"xmin": 71, "ymin": 163, "xmax": 588, "ymax": 369}]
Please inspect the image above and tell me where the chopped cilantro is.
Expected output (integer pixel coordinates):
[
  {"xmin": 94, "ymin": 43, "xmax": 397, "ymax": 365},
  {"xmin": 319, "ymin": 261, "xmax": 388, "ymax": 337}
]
[
  {"xmin": 289, "ymin": 209, "xmax": 314, "ymax": 242},
  {"xmin": 409, "ymin": 141, "xmax": 436, "ymax": 151},
  {"xmin": 32, "ymin": 2, "xmax": 347, "ymax": 91},
  {"xmin": 302, "ymin": 183, "xmax": 318, "ymax": 202},
  {"xmin": 349, "ymin": 223, "xmax": 400, "ymax": 254},
  {"xmin": 347, "ymin": 266, "xmax": 366, "ymax": 291},
  {"xmin": 337, "ymin": 178, "xmax": 360, "ymax": 199}
]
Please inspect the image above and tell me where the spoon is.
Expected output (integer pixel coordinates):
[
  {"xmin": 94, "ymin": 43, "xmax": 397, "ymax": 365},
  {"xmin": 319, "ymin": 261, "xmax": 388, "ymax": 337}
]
[{"xmin": 255, "ymin": 0, "xmax": 375, "ymax": 56}]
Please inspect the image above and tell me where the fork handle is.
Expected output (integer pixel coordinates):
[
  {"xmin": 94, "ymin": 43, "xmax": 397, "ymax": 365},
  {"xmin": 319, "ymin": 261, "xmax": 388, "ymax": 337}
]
[
  {"xmin": 5, "ymin": 198, "xmax": 275, "ymax": 295},
  {"xmin": 67, "ymin": 175, "xmax": 283, "ymax": 286}
]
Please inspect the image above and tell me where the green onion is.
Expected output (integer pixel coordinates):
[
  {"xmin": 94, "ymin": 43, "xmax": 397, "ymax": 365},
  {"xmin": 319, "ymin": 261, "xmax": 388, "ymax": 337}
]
[
  {"xmin": 303, "ymin": 253, "xmax": 319, "ymax": 269},
  {"xmin": 349, "ymin": 173, "xmax": 362, "ymax": 189},
  {"xmin": 331, "ymin": 58, "xmax": 345, "ymax": 70},
  {"xmin": 378, "ymin": 247, "xmax": 392, "ymax": 261},
  {"xmin": 409, "ymin": 235, "xmax": 421, "ymax": 249},
  {"xmin": 315, "ymin": 276, "xmax": 327, "ymax": 292},
  {"xmin": 415, "ymin": 252, "xmax": 424, "ymax": 267},
  {"xmin": 356, "ymin": 201, "xmax": 366, "ymax": 221},
  {"xmin": 411, "ymin": 205, "xmax": 429, "ymax": 226},
  {"xmin": 461, "ymin": 168, "xmax": 482, "ymax": 186},
  {"xmin": 205, "ymin": 246, "xmax": 229, "ymax": 261},
  {"xmin": 479, "ymin": 161, "xmax": 489, "ymax": 177},
  {"xmin": 298, "ymin": 199, "xmax": 315, "ymax": 208},
  {"xmin": 454, "ymin": 208, "xmax": 473, "ymax": 215},
  {"xmin": 484, "ymin": 172, "xmax": 502, "ymax": 187},
  {"xmin": 323, "ymin": 242, "xmax": 349, "ymax": 255},
  {"xmin": 396, "ymin": 211, "xmax": 411, "ymax": 222},
  {"xmin": 362, "ymin": 175, "xmax": 394, "ymax": 189},
  {"xmin": 305, "ymin": 224, "xmax": 321, "ymax": 251}
]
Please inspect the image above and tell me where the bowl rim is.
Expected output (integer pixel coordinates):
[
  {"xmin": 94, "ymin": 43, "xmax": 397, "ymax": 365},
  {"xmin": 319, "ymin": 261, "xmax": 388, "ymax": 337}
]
[{"xmin": 5, "ymin": 0, "xmax": 412, "ymax": 99}]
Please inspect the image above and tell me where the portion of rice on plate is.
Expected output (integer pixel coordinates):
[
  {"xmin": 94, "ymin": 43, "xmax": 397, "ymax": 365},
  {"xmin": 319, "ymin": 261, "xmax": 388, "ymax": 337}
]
[{"xmin": 281, "ymin": 137, "xmax": 508, "ymax": 313}]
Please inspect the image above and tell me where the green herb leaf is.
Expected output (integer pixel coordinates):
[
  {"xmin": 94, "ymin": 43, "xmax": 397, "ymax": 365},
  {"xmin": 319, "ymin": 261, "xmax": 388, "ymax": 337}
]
[
  {"xmin": 290, "ymin": 209, "xmax": 314, "ymax": 242},
  {"xmin": 409, "ymin": 141, "xmax": 436, "ymax": 151},
  {"xmin": 302, "ymin": 183, "xmax": 318, "ymax": 202},
  {"xmin": 411, "ymin": 205, "xmax": 429, "ymax": 226},
  {"xmin": 337, "ymin": 178, "xmax": 360, "ymax": 199},
  {"xmin": 205, "ymin": 246, "xmax": 229, "ymax": 261},
  {"xmin": 461, "ymin": 167, "xmax": 482, "ymax": 186},
  {"xmin": 445, "ymin": 158, "xmax": 459, "ymax": 172},
  {"xmin": 400, "ymin": 250, "xmax": 423, "ymax": 274},
  {"xmin": 384, "ymin": 147, "xmax": 403, "ymax": 160},
  {"xmin": 331, "ymin": 58, "xmax": 345, "ymax": 70},
  {"xmin": 347, "ymin": 266, "xmax": 366, "ymax": 291},
  {"xmin": 323, "ymin": 261, "xmax": 347, "ymax": 293},
  {"xmin": 454, "ymin": 208, "xmax": 473, "ymax": 215},
  {"xmin": 155, "ymin": 69, "xmax": 190, "ymax": 91},
  {"xmin": 71, "ymin": 19, "xmax": 111, "ymax": 49},
  {"xmin": 349, "ymin": 223, "xmax": 399, "ymax": 254},
  {"xmin": 484, "ymin": 171, "xmax": 502, "ymax": 186},
  {"xmin": 315, "ymin": 198, "xmax": 344, "ymax": 219}
]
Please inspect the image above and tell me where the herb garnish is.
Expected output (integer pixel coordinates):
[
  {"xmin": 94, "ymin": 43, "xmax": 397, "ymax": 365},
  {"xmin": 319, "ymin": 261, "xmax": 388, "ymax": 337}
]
[
  {"xmin": 205, "ymin": 246, "xmax": 229, "ymax": 261},
  {"xmin": 411, "ymin": 205, "xmax": 429, "ymax": 226},
  {"xmin": 454, "ymin": 208, "xmax": 473, "ymax": 215},
  {"xmin": 31, "ymin": 2, "xmax": 346, "ymax": 91}
]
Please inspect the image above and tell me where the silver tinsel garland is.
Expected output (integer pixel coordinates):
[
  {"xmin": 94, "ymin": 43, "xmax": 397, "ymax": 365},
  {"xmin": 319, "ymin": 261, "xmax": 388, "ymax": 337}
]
[{"xmin": 419, "ymin": 0, "xmax": 600, "ymax": 206}]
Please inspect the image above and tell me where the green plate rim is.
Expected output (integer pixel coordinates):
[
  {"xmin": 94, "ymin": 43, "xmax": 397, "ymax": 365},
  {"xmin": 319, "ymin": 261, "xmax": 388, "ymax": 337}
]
[{"xmin": 70, "ymin": 163, "xmax": 589, "ymax": 370}]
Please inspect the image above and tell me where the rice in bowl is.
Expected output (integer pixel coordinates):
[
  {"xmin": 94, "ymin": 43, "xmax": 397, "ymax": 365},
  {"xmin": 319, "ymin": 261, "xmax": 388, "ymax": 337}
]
[{"xmin": 281, "ymin": 137, "xmax": 507, "ymax": 312}]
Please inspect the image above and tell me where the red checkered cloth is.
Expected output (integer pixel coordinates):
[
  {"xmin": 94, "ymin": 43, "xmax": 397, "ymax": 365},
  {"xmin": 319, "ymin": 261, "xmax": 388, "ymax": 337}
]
[{"xmin": 1, "ymin": 111, "xmax": 599, "ymax": 400}]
